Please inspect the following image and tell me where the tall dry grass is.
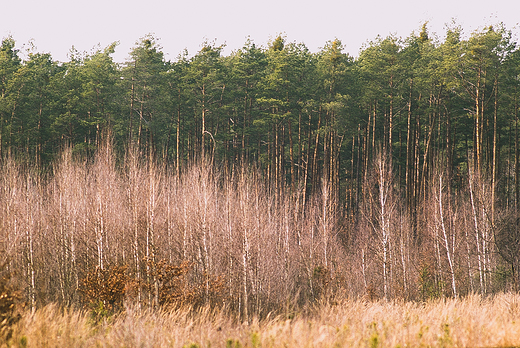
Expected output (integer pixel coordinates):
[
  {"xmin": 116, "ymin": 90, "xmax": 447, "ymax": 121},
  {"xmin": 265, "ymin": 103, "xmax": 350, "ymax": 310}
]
[{"xmin": 4, "ymin": 293, "xmax": 520, "ymax": 347}]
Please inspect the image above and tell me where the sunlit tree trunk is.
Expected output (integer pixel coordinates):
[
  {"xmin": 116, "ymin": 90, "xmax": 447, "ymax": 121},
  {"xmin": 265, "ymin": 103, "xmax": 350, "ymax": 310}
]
[{"xmin": 437, "ymin": 175, "xmax": 457, "ymax": 298}]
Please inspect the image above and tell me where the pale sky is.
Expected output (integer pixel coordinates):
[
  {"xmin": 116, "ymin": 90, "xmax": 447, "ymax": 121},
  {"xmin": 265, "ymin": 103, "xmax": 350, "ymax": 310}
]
[{"xmin": 2, "ymin": 0, "xmax": 520, "ymax": 63}]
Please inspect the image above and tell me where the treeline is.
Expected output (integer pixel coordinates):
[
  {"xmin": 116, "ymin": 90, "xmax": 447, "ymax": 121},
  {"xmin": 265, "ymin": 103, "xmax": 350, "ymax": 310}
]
[
  {"xmin": 1, "ymin": 23, "xmax": 520, "ymax": 314},
  {"xmin": 2, "ymin": 24, "xmax": 520, "ymax": 206}
]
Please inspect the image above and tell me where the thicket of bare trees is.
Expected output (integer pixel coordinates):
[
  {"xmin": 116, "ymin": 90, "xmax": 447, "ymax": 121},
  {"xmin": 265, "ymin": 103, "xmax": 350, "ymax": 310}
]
[{"xmin": 0, "ymin": 141, "xmax": 517, "ymax": 319}]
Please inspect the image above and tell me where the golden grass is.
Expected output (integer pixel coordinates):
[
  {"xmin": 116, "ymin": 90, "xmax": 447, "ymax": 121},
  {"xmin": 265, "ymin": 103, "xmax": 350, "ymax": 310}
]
[{"xmin": 3, "ymin": 293, "xmax": 520, "ymax": 348}]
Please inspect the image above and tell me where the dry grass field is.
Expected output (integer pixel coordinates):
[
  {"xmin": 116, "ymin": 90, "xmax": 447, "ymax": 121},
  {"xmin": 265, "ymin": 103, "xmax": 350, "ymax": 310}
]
[{"xmin": 3, "ymin": 293, "xmax": 520, "ymax": 348}]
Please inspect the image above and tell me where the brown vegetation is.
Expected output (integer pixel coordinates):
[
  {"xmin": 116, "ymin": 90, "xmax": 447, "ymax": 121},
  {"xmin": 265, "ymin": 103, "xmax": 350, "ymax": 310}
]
[
  {"xmin": 2, "ymin": 293, "xmax": 520, "ymax": 347},
  {"xmin": 0, "ymin": 262, "xmax": 22, "ymax": 342},
  {"xmin": 0, "ymin": 143, "xmax": 518, "ymax": 319}
]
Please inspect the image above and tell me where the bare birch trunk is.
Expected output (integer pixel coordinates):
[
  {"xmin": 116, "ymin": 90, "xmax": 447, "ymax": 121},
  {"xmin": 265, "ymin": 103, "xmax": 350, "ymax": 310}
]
[
  {"xmin": 468, "ymin": 169, "xmax": 484, "ymax": 295},
  {"xmin": 438, "ymin": 175, "xmax": 457, "ymax": 298}
]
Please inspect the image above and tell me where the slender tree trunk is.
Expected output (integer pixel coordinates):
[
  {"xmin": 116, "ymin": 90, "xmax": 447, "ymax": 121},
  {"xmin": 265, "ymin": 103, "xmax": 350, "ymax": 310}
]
[
  {"xmin": 37, "ymin": 98, "xmax": 43, "ymax": 166},
  {"xmin": 406, "ymin": 79, "xmax": 415, "ymax": 228},
  {"xmin": 475, "ymin": 69, "xmax": 483, "ymax": 174},
  {"xmin": 389, "ymin": 78, "xmax": 394, "ymax": 158},
  {"xmin": 147, "ymin": 165, "xmax": 158, "ymax": 308},
  {"xmin": 26, "ymin": 181, "xmax": 36, "ymax": 310},
  {"xmin": 288, "ymin": 119, "xmax": 295, "ymax": 192},
  {"xmin": 379, "ymin": 159, "xmax": 389, "ymax": 300},
  {"xmin": 438, "ymin": 175, "xmax": 457, "ymax": 298},
  {"xmin": 302, "ymin": 112, "xmax": 313, "ymax": 209},
  {"xmin": 201, "ymin": 83, "xmax": 206, "ymax": 160},
  {"xmin": 511, "ymin": 92, "xmax": 520, "ymax": 283},
  {"xmin": 492, "ymin": 77, "xmax": 498, "ymax": 224},
  {"xmin": 176, "ymin": 88, "xmax": 182, "ymax": 177},
  {"xmin": 96, "ymin": 192, "xmax": 104, "ymax": 271},
  {"xmin": 312, "ymin": 108, "xmax": 322, "ymax": 194},
  {"xmin": 129, "ymin": 66, "xmax": 136, "ymax": 147},
  {"xmin": 468, "ymin": 168, "xmax": 484, "ymax": 295}
]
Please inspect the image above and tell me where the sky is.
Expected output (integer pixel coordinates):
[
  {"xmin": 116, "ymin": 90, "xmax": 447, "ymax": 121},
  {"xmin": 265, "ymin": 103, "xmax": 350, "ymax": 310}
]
[{"xmin": 2, "ymin": 0, "xmax": 520, "ymax": 63}]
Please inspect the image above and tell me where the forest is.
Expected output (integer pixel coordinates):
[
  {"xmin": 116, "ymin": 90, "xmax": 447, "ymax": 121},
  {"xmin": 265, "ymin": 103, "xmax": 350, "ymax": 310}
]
[{"xmin": 1, "ymin": 22, "xmax": 520, "ymax": 323}]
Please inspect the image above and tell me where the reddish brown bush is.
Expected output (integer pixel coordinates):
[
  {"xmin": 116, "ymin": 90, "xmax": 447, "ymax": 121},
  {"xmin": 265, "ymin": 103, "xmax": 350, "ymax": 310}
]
[{"xmin": 80, "ymin": 264, "xmax": 129, "ymax": 312}]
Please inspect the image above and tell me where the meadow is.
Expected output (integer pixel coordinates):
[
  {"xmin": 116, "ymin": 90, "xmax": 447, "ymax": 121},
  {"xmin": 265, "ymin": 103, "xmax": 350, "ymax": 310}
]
[{"xmin": 2, "ymin": 293, "xmax": 520, "ymax": 347}]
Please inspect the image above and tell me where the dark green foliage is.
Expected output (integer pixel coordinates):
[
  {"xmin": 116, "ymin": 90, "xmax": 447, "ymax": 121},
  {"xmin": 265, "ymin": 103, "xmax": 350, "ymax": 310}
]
[{"xmin": 1, "ymin": 25, "xmax": 517, "ymax": 201}]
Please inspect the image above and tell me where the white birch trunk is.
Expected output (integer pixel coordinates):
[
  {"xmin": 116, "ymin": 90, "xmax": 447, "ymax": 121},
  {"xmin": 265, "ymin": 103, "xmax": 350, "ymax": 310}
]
[
  {"xmin": 468, "ymin": 171, "xmax": 484, "ymax": 295},
  {"xmin": 438, "ymin": 176, "xmax": 457, "ymax": 298}
]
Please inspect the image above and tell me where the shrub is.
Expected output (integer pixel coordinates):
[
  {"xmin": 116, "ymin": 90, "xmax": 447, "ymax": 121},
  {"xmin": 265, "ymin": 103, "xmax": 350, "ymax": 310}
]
[
  {"xmin": 80, "ymin": 264, "xmax": 129, "ymax": 313},
  {"xmin": 145, "ymin": 259, "xmax": 227, "ymax": 309},
  {"xmin": 0, "ymin": 261, "xmax": 22, "ymax": 342}
]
